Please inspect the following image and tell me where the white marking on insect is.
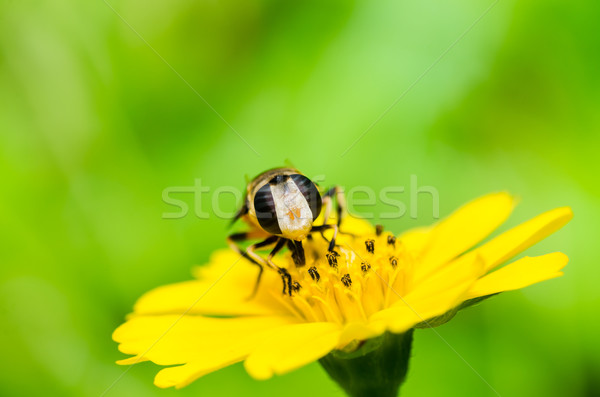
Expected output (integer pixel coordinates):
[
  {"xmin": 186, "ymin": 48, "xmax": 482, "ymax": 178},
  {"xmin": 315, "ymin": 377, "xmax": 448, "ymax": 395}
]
[{"xmin": 270, "ymin": 179, "xmax": 313, "ymax": 240}]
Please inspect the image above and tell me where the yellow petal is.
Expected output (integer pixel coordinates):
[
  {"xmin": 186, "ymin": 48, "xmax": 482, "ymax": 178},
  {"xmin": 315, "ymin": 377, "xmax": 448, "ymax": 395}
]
[
  {"xmin": 338, "ymin": 215, "xmax": 375, "ymax": 234},
  {"xmin": 132, "ymin": 279, "xmax": 285, "ymax": 317},
  {"xmin": 337, "ymin": 322, "xmax": 386, "ymax": 348},
  {"xmin": 244, "ymin": 322, "xmax": 341, "ymax": 380},
  {"xmin": 471, "ymin": 207, "xmax": 573, "ymax": 272},
  {"xmin": 154, "ymin": 318, "xmax": 303, "ymax": 389},
  {"xmin": 368, "ymin": 290, "xmax": 452, "ymax": 333},
  {"xmin": 371, "ymin": 253, "xmax": 483, "ymax": 332},
  {"xmin": 407, "ymin": 252, "xmax": 485, "ymax": 301},
  {"xmin": 132, "ymin": 250, "xmax": 289, "ymax": 317},
  {"xmin": 398, "ymin": 226, "xmax": 431, "ymax": 253},
  {"xmin": 370, "ymin": 275, "xmax": 477, "ymax": 333},
  {"xmin": 155, "ymin": 362, "xmax": 225, "ymax": 389},
  {"xmin": 417, "ymin": 193, "xmax": 515, "ymax": 276},
  {"xmin": 114, "ymin": 314, "xmax": 298, "ymax": 388},
  {"xmin": 465, "ymin": 252, "xmax": 568, "ymax": 300}
]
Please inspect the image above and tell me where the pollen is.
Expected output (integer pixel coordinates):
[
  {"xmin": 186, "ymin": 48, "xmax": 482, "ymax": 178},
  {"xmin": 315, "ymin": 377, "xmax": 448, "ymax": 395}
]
[
  {"xmin": 341, "ymin": 274, "xmax": 352, "ymax": 287},
  {"xmin": 326, "ymin": 251, "xmax": 340, "ymax": 268},
  {"xmin": 387, "ymin": 235, "xmax": 396, "ymax": 247},
  {"xmin": 360, "ymin": 262, "xmax": 371, "ymax": 273},
  {"xmin": 277, "ymin": 229, "xmax": 412, "ymax": 325},
  {"xmin": 308, "ymin": 266, "xmax": 320, "ymax": 282}
]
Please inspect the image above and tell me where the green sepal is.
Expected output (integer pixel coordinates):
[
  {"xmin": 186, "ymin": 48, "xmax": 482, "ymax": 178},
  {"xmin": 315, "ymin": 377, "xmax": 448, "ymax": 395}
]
[
  {"xmin": 414, "ymin": 294, "xmax": 498, "ymax": 329},
  {"xmin": 319, "ymin": 330, "xmax": 413, "ymax": 397}
]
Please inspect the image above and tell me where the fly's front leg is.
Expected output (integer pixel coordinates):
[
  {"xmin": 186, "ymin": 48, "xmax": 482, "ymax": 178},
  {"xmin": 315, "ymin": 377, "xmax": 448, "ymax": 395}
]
[
  {"xmin": 322, "ymin": 186, "xmax": 346, "ymax": 228},
  {"xmin": 278, "ymin": 267, "xmax": 292, "ymax": 296},
  {"xmin": 311, "ymin": 224, "xmax": 338, "ymax": 252},
  {"xmin": 242, "ymin": 236, "xmax": 294, "ymax": 297},
  {"xmin": 267, "ymin": 239, "xmax": 291, "ymax": 295},
  {"xmin": 287, "ymin": 239, "xmax": 306, "ymax": 267},
  {"xmin": 228, "ymin": 233, "xmax": 280, "ymax": 298},
  {"xmin": 246, "ymin": 236, "xmax": 280, "ymax": 296},
  {"xmin": 227, "ymin": 231, "xmax": 267, "ymax": 267},
  {"xmin": 314, "ymin": 186, "xmax": 345, "ymax": 252},
  {"xmin": 322, "ymin": 186, "xmax": 358, "ymax": 239}
]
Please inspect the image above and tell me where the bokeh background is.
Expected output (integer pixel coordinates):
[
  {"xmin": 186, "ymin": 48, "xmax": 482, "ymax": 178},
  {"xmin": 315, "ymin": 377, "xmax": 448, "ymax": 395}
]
[{"xmin": 1, "ymin": 0, "xmax": 598, "ymax": 396}]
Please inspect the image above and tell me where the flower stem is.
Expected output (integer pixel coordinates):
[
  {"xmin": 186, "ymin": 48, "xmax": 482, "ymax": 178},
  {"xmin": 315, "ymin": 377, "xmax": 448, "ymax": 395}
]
[{"xmin": 319, "ymin": 330, "xmax": 414, "ymax": 397}]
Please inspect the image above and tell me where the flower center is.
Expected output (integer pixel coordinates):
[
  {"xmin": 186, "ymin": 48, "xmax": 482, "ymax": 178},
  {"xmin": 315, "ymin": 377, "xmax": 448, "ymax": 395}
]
[{"xmin": 272, "ymin": 230, "xmax": 415, "ymax": 325}]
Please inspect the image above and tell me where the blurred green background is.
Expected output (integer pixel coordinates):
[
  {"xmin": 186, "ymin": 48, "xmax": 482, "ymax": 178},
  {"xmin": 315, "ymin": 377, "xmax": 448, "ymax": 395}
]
[{"xmin": 1, "ymin": 0, "xmax": 598, "ymax": 396}]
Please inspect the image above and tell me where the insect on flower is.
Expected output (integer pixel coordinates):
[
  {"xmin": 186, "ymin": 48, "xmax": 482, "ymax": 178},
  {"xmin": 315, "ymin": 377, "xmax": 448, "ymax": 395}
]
[
  {"xmin": 227, "ymin": 167, "xmax": 346, "ymax": 296},
  {"xmin": 113, "ymin": 188, "xmax": 572, "ymax": 392}
]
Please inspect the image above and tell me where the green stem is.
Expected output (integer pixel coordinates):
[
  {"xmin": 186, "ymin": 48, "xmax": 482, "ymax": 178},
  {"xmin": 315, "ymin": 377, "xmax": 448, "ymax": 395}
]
[{"xmin": 319, "ymin": 330, "xmax": 414, "ymax": 397}]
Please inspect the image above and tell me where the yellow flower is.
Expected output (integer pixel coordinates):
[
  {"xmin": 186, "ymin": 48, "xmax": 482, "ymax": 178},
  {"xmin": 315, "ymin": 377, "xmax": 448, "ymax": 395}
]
[{"xmin": 113, "ymin": 193, "xmax": 572, "ymax": 390}]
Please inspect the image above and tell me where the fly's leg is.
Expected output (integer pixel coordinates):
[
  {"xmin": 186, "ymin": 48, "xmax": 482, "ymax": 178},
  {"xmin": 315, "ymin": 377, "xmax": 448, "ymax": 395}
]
[
  {"xmin": 287, "ymin": 239, "xmax": 306, "ymax": 267},
  {"xmin": 311, "ymin": 224, "xmax": 339, "ymax": 252},
  {"xmin": 319, "ymin": 185, "xmax": 356, "ymax": 248},
  {"xmin": 228, "ymin": 233, "xmax": 291, "ymax": 297},
  {"xmin": 322, "ymin": 186, "xmax": 346, "ymax": 228}
]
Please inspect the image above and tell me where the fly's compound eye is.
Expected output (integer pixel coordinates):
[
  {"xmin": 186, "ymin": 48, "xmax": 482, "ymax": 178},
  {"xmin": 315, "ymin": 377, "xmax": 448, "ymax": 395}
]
[
  {"xmin": 289, "ymin": 174, "xmax": 322, "ymax": 221},
  {"xmin": 254, "ymin": 183, "xmax": 282, "ymax": 235}
]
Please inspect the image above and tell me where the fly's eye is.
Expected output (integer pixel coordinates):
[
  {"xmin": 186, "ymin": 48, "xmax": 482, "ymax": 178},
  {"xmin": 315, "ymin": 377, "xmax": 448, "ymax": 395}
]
[
  {"xmin": 254, "ymin": 183, "xmax": 282, "ymax": 235},
  {"xmin": 290, "ymin": 174, "xmax": 322, "ymax": 221}
]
